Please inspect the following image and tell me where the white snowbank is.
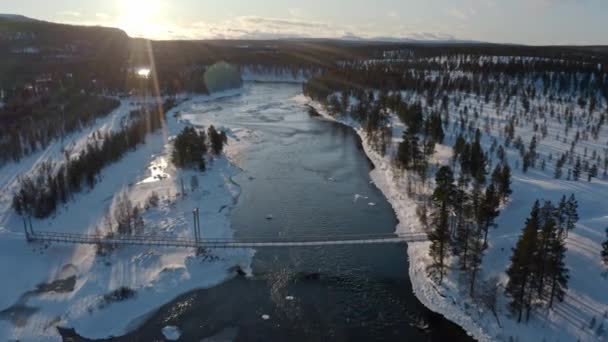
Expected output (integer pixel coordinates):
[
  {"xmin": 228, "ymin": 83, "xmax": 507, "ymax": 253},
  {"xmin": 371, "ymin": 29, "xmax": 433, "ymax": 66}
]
[{"xmin": 307, "ymin": 98, "xmax": 493, "ymax": 341}]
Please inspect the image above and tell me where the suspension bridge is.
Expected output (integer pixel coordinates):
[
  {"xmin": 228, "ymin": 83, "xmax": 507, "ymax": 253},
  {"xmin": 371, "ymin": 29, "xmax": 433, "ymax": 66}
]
[
  {"xmin": 21, "ymin": 209, "xmax": 428, "ymax": 249},
  {"xmin": 26, "ymin": 230, "xmax": 428, "ymax": 248}
]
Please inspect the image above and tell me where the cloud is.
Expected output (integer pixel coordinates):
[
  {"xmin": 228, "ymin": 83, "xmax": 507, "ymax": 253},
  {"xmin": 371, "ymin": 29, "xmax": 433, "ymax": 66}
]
[
  {"xmin": 58, "ymin": 11, "xmax": 81, "ymax": 17},
  {"xmin": 53, "ymin": 14, "xmax": 459, "ymax": 42},
  {"xmin": 445, "ymin": 6, "xmax": 477, "ymax": 20},
  {"xmin": 288, "ymin": 8, "xmax": 303, "ymax": 17},
  {"xmin": 185, "ymin": 16, "xmax": 349, "ymax": 40},
  {"xmin": 528, "ymin": 0, "xmax": 589, "ymax": 9}
]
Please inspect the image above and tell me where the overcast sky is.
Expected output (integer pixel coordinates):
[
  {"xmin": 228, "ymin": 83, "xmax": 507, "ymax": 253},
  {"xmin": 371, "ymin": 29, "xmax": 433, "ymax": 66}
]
[{"xmin": 1, "ymin": 0, "xmax": 606, "ymax": 45}]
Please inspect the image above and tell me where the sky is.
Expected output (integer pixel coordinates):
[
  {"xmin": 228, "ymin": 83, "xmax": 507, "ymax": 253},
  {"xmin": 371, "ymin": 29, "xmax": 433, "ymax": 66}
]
[{"xmin": 0, "ymin": 0, "xmax": 606, "ymax": 45}]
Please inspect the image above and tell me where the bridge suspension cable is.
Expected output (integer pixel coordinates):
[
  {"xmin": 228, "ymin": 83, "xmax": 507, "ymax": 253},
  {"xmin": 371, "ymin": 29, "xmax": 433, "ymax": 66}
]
[{"xmin": 27, "ymin": 230, "xmax": 428, "ymax": 249}]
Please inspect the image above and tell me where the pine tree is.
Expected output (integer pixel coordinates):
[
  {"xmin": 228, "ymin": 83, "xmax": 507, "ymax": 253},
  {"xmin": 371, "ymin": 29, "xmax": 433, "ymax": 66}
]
[
  {"xmin": 493, "ymin": 163, "xmax": 512, "ymax": 201},
  {"xmin": 573, "ymin": 157, "xmax": 582, "ymax": 181},
  {"xmin": 428, "ymin": 166, "xmax": 456, "ymax": 284},
  {"xmin": 208, "ymin": 125, "xmax": 227, "ymax": 155},
  {"xmin": 522, "ymin": 153, "xmax": 531, "ymax": 173},
  {"xmin": 588, "ymin": 164, "xmax": 598, "ymax": 182},
  {"xmin": 546, "ymin": 222, "xmax": 569, "ymax": 308},
  {"xmin": 426, "ymin": 112, "xmax": 445, "ymax": 144},
  {"xmin": 452, "ymin": 134, "xmax": 466, "ymax": 166},
  {"xmin": 554, "ymin": 160, "xmax": 563, "ymax": 179},
  {"xmin": 506, "ymin": 201, "xmax": 541, "ymax": 322},
  {"xmin": 470, "ymin": 129, "xmax": 486, "ymax": 184},
  {"xmin": 481, "ymin": 183, "xmax": 501, "ymax": 248},
  {"xmin": 468, "ymin": 182, "xmax": 486, "ymax": 297},
  {"xmin": 114, "ymin": 191, "xmax": 134, "ymax": 235},
  {"xmin": 534, "ymin": 201, "xmax": 556, "ymax": 298},
  {"xmin": 564, "ymin": 194, "xmax": 579, "ymax": 237},
  {"xmin": 396, "ymin": 129, "xmax": 423, "ymax": 171},
  {"xmin": 396, "ymin": 130, "xmax": 412, "ymax": 169},
  {"xmin": 491, "ymin": 164, "xmax": 502, "ymax": 189},
  {"xmin": 454, "ymin": 174, "xmax": 473, "ymax": 269},
  {"xmin": 172, "ymin": 126, "xmax": 208, "ymax": 169}
]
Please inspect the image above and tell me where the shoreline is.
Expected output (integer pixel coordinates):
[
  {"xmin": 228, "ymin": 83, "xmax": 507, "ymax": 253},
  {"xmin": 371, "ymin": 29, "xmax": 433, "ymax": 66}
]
[
  {"xmin": 305, "ymin": 98, "xmax": 491, "ymax": 342},
  {"xmin": 0, "ymin": 89, "xmax": 255, "ymax": 341},
  {"xmin": 66, "ymin": 90, "xmax": 257, "ymax": 338}
]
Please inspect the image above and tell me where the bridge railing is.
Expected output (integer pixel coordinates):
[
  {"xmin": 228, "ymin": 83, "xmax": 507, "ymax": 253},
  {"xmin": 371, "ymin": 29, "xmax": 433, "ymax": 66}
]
[{"xmin": 29, "ymin": 230, "xmax": 428, "ymax": 248}]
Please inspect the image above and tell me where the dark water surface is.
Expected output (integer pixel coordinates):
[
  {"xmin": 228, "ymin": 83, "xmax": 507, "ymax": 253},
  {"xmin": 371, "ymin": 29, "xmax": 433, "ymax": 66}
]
[{"xmin": 70, "ymin": 83, "xmax": 472, "ymax": 341}]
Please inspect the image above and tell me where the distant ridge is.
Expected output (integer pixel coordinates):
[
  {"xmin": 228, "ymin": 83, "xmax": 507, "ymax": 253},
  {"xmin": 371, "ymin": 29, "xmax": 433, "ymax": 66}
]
[
  {"xmin": 0, "ymin": 14, "xmax": 37, "ymax": 21},
  {"xmin": 0, "ymin": 14, "xmax": 605, "ymax": 48}
]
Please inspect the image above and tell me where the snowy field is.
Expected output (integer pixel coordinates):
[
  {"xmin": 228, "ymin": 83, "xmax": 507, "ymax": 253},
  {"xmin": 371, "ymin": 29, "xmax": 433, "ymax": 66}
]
[
  {"xmin": 306, "ymin": 90, "xmax": 608, "ymax": 341},
  {"xmin": 0, "ymin": 91, "xmax": 254, "ymax": 340}
]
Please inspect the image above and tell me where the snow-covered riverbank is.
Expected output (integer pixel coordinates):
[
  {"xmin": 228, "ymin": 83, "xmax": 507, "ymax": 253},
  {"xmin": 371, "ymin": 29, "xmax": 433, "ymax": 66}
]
[
  {"xmin": 305, "ymin": 91, "xmax": 608, "ymax": 342},
  {"xmin": 303, "ymin": 96, "xmax": 492, "ymax": 341},
  {"xmin": 0, "ymin": 90, "xmax": 254, "ymax": 340}
]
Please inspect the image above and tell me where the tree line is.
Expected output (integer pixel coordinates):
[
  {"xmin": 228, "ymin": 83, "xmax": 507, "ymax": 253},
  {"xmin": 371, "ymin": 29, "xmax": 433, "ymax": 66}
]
[
  {"xmin": 12, "ymin": 99, "xmax": 176, "ymax": 219},
  {"xmin": 172, "ymin": 125, "xmax": 227, "ymax": 171},
  {"xmin": 0, "ymin": 92, "xmax": 119, "ymax": 165}
]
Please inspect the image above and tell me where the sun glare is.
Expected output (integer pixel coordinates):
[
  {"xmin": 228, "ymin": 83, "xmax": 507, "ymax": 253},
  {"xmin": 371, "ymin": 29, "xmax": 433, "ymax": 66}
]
[
  {"xmin": 136, "ymin": 67, "xmax": 151, "ymax": 78},
  {"xmin": 116, "ymin": 0, "xmax": 163, "ymax": 38}
]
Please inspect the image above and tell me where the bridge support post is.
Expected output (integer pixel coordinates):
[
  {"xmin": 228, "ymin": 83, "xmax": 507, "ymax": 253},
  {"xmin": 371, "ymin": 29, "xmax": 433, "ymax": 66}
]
[
  {"xmin": 23, "ymin": 216, "xmax": 31, "ymax": 242},
  {"xmin": 192, "ymin": 208, "xmax": 202, "ymax": 255},
  {"xmin": 28, "ymin": 215, "xmax": 34, "ymax": 236}
]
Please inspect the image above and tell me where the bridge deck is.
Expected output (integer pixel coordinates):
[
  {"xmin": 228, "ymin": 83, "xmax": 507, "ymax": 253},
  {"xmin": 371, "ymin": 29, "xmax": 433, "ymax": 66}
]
[{"xmin": 29, "ymin": 231, "xmax": 428, "ymax": 248}]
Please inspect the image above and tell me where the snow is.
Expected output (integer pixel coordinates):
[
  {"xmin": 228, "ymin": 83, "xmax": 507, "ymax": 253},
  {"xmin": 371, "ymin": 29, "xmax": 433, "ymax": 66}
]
[
  {"xmin": 2, "ymin": 74, "xmax": 606, "ymax": 341},
  {"xmin": 307, "ymin": 89, "xmax": 608, "ymax": 341},
  {"xmin": 353, "ymin": 194, "xmax": 368, "ymax": 202},
  {"xmin": 0, "ymin": 90, "xmax": 254, "ymax": 340},
  {"xmin": 162, "ymin": 325, "xmax": 181, "ymax": 340}
]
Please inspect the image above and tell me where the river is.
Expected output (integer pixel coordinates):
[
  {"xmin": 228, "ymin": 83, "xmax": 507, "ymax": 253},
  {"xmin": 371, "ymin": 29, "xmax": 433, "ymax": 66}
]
[{"xmin": 113, "ymin": 83, "xmax": 472, "ymax": 341}]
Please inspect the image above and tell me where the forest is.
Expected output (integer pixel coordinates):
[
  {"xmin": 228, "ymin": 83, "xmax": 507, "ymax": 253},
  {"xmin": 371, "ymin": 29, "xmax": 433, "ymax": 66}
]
[
  {"xmin": 0, "ymin": 92, "xmax": 119, "ymax": 164},
  {"xmin": 303, "ymin": 52, "xmax": 607, "ymax": 330},
  {"xmin": 12, "ymin": 98, "xmax": 176, "ymax": 219}
]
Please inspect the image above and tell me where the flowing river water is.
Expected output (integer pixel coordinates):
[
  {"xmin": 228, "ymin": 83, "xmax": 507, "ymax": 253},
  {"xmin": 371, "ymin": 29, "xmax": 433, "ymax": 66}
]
[{"xmin": 109, "ymin": 83, "xmax": 472, "ymax": 341}]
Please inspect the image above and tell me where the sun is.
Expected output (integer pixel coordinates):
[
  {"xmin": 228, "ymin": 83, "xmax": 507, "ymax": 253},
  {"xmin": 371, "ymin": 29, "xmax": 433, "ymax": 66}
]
[{"xmin": 116, "ymin": 0, "xmax": 163, "ymax": 38}]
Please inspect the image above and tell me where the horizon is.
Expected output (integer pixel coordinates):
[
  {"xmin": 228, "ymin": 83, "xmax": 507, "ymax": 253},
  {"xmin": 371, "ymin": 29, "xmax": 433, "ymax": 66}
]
[{"xmin": 1, "ymin": 0, "xmax": 607, "ymax": 45}]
